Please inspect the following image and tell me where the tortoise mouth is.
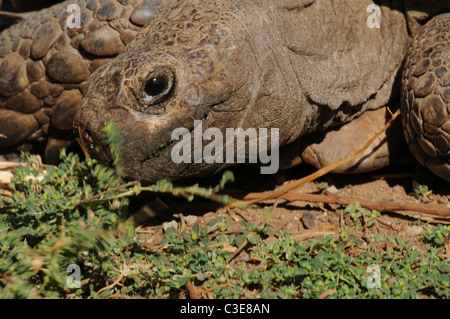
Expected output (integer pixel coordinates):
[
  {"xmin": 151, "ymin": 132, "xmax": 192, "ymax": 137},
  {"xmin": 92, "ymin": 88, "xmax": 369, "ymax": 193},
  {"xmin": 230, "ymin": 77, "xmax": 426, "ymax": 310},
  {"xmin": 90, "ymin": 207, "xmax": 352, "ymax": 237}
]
[
  {"xmin": 73, "ymin": 100, "xmax": 217, "ymax": 181},
  {"xmin": 73, "ymin": 120, "xmax": 113, "ymax": 168},
  {"xmin": 73, "ymin": 123, "xmax": 102, "ymax": 160}
]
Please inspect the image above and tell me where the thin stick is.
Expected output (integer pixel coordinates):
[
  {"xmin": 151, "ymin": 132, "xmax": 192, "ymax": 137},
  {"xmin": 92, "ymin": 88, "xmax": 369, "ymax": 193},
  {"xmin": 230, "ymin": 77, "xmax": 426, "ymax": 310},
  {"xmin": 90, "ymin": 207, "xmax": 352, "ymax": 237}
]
[
  {"xmin": 186, "ymin": 281, "xmax": 200, "ymax": 299},
  {"xmin": 291, "ymin": 230, "xmax": 337, "ymax": 241},
  {"xmin": 94, "ymin": 262, "xmax": 126, "ymax": 298},
  {"xmin": 74, "ymin": 181, "xmax": 139, "ymax": 207},
  {"xmin": 202, "ymin": 283, "xmax": 230, "ymax": 296},
  {"xmin": 243, "ymin": 191, "xmax": 450, "ymax": 218},
  {"xmin": 225, "ymin": 238, "xmax": 248, "ymax": 265}
]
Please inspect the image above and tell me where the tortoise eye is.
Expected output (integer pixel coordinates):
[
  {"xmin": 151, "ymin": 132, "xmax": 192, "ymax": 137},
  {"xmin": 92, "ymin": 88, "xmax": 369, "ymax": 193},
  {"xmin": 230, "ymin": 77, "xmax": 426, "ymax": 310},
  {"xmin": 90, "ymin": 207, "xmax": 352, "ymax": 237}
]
[
  {"xmin": 144, "ymin": 75, "xmax": 168, "ymax": 97},
  {"xmin": 142, "ymin": 69, "xmax": 174, "ymax": 105}
]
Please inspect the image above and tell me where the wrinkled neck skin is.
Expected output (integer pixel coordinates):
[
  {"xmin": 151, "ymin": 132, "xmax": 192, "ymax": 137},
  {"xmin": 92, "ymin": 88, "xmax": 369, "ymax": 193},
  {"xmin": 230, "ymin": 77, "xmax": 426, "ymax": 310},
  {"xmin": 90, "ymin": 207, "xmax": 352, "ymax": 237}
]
[{"xmin": 75, "ymin": 0, "xmax": 408, "ymax": 182}]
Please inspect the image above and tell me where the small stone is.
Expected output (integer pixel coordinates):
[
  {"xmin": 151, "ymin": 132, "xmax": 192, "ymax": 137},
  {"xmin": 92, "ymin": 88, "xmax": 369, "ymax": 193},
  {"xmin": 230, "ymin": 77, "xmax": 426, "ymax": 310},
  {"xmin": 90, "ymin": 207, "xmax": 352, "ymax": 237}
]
[
  {"xmin": 89, "ymin": 57, "xmax": 115, "ymax": 73},
  {"xmin": 119, "ymin": 29, "xmax": 138, "ymax": 45},
  {"xmin": 34, "ymin": 108, "xmax": 50, "ymax": 126},
  {"xmin": 183, "ymin": 215, "xmax": 198, "ymax": 226},
  {"xmin": 323, "ymin": 185, "xmax": 339, "ymax": 195},
  {"xmin": 163, "ymin": 220, "xmax": 178, "ymax": 232},
  {"xmin": 44, "ymin": 95, "xmax": 56, "ymax": 106},
  {"xmin": 50, "ymin": 84, "xmax": 64, "ymax": 98},
  {"xmin": 302, "ymin": 212, "xmax": 318, "ymax": 229},
  {"xmin": 44, "ymin": 136, "xmax": 74, "ymax": 164}
]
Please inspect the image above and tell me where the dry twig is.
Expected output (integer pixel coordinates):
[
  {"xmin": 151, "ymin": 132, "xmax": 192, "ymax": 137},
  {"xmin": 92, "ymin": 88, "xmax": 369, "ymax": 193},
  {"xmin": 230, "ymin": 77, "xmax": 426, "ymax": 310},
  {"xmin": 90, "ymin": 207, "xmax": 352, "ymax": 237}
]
[
  {"xmin": 95, "ymin": 261, "xmax": 127, "ymax": 298},
  {"xmin": 186, "ymin": 281, "xmax": 200, "ymax": 299},
  {"xmin": 243, "ymin": 191, "xmax": 450, "ymax": 217}
]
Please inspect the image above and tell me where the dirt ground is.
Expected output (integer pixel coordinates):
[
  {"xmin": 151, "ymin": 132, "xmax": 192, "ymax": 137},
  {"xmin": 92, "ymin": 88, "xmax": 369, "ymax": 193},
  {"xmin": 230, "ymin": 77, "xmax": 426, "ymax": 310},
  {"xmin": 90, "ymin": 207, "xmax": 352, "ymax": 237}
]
[
  {"xmin": 2, "ymin": 147, "xmax": 449, "ymax": 248},
  {"xmin": 133, "ymin": 161, "xmax": 450, "ymax": 251}
]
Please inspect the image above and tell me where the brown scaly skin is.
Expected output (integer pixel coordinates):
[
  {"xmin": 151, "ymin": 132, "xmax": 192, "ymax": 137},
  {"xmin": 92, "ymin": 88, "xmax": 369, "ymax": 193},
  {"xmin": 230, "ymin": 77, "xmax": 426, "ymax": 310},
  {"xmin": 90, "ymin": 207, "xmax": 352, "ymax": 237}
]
[
  {"xmin": 73, "ymin": 0, "xmax": 450, "ymax": 183},
  {"xmin": 0, "ymin": 0, "xmax": 169, "ymax": 162},
  {"xmin": 401, "ymin": 13, "xmax": 450, "ymax": 181},
  {"xmin": 74, "ymin": 0, "xmax": 418, "ymax": 182}
]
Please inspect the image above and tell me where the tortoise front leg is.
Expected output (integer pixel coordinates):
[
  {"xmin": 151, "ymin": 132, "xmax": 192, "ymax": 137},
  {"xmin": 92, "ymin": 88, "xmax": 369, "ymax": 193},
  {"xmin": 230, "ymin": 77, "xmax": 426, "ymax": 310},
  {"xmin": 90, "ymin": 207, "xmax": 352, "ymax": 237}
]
[
  {"xmin": 279, "ymin": 106, "xmax": 409, "ymax": 174},
  {"xmin": 401, "ymin": 13, "xmax": 450, "ymax": 182}
]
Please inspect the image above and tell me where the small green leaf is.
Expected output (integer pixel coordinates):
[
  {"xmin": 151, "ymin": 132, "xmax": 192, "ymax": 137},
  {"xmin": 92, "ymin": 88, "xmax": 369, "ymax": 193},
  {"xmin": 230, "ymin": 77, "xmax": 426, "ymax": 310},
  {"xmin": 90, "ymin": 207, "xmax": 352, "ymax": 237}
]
[
  {"xmin": 219, "ymin": 171, "xmax": 235, "ymax": 190},
  {"xmin": 196, "ymin": 273, "xmax": 207, "ymax": 281},
  {"xmin": 235, "ymin": 234, "xmax": 245, "ymax": 247},
  {"xmin": 247, "ymin": 234, "xmax": 261, "ymax": 245}
]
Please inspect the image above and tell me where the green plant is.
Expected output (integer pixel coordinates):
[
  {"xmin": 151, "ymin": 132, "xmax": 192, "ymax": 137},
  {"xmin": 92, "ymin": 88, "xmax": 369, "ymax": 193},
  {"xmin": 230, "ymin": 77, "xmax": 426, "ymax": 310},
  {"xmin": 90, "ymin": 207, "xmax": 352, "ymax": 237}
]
[
  {"xmin": 411, "ymin": 184, "xmax": 433, "ymax": 201},
  {"xmin": 424, "ymin": 224, "xmax": 450, "ymax": 246},
  {"xmin": 0, "ymin": 121, "xmax": 448, "ymax": 299},
  {"xmin": 345, "ymin": 202, "xmax": 380, "ymax": 228},
  {"xmin": 0, "ymin": 120, "xmax": 137, "ymax": 298},
  {"xmin": 0, "ymin": 121, "xmax": 239, "ymax": 298},
  {"xmin": 0, "ymin": 151, "xmax": 134, "ymax": 297}
]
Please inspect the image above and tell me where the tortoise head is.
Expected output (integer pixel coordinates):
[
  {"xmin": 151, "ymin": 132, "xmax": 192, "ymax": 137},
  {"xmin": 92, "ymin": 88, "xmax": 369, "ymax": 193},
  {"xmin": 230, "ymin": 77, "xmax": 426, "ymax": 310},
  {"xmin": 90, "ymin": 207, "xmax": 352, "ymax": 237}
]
[{"xmin": 74, "ymin": 0, "xmax": 304, "ymax": 182}]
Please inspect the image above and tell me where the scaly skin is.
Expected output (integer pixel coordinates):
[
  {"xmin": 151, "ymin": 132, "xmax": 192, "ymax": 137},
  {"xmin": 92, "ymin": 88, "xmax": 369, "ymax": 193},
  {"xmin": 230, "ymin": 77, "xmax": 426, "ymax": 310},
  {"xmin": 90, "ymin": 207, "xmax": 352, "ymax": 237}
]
[
  {"xmin": 0, "ymin": 0, "xmax": 170, "ymax": 161},
  {"xmin": 75, "ymin": 0, "xmax": 411, "ymax": 182},
  {"xmin": 401, "ymin": 13, "xmax": 450, "ymax": 181},
  {"xmin": 73, "ymin": 0, "xmax": 450, "ymax": 183}
]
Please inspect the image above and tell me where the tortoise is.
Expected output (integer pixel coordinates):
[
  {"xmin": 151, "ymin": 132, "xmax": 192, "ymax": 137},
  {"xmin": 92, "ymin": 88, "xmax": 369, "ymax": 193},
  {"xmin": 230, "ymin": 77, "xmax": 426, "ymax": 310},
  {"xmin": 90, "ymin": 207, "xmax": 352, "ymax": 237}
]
[{"xmin": 1, "ymin": 0, "xmax": 450, "ymax": 184}]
